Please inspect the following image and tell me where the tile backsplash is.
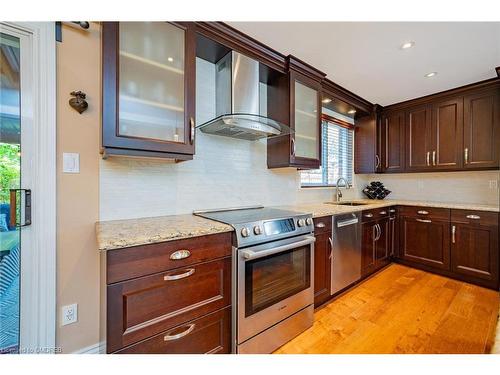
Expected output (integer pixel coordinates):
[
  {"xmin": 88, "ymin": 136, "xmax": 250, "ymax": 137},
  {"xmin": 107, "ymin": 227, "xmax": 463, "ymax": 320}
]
[
  {"xmin": 99, "ymin": 58, "xmax": 499, "ymax": 221},
  {"xmin": 360, "ymin": 170, "xmax": 499, "ymax": 206}
]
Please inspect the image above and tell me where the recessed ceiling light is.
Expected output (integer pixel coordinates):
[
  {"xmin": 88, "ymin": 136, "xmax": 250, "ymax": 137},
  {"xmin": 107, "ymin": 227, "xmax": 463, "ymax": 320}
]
[
  {"xmin": 167, "ymin": 57, "xmax": 174, "ymax": 62},
  {"xmin": 347, "ymin": 109, "xmax": 357, "ymax": 115},
  {"xmin": 400, "ymin": 41, "xmax": 415, "ymax": 50},
  {"xmin": 425, "ymin": 72, "xmax": 437, "ymax": 78},
  {"xmin": 322, "ymin": 98, "xmax": 332, "ymax": 104}
]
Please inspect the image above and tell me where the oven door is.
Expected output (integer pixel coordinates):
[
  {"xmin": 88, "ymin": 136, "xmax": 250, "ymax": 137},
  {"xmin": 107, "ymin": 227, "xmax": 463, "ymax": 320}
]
[{"xmin": 237, "ymin": 235, "xmax": 315, "ymax": 344}]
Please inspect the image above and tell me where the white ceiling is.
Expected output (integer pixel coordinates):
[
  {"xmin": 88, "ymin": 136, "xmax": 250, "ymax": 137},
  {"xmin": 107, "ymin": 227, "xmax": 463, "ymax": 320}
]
[{"xmin": 228, "ymin": 22, "xmax": 500, "ymax": 106}]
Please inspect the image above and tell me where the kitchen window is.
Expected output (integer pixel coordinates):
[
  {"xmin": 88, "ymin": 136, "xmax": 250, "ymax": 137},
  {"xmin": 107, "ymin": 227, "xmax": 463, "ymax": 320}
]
[{"xmin": 300, "ymin": 115, "xmax": 354, "ymax": 187}]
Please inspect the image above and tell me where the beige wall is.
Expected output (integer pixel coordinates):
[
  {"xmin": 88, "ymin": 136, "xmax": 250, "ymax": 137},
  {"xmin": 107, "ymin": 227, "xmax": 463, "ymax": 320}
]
[{"xmin": 56, "ymin": 23, "xmax": 101, "ymax": 353}]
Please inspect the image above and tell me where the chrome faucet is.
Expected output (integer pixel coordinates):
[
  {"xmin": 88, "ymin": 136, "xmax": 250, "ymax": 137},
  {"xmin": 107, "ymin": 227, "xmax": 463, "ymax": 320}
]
[{"xmin": 335, "ymin": 177, "xmax": 351, "ymax": 202}]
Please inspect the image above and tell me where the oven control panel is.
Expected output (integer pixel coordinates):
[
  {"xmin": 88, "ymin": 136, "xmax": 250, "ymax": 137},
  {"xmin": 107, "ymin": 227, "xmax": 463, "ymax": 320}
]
[{"xmin": 234, "ymin": 214, "xmax": 313, "ymax": 248}]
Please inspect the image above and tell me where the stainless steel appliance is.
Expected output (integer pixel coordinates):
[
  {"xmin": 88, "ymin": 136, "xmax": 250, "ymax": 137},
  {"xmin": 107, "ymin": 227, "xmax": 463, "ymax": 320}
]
[
  {"xmin": 196, "ymin": 51, "xmax": 292, "ymax": 141},
  {"xmin": 194, "ymin": 206, "xmax": 315, "ymax": 354},
  {"xmin": 331, "ymin": 212, "xmax": 362, "ymax": 295}
]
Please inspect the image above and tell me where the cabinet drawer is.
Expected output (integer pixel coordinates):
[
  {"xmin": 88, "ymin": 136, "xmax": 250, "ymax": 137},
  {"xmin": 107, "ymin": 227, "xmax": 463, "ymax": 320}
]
[
  {"xmin": 313, "ymin": 216, "xmax": 332, "ymax": 235},
  {"xmin": 399, "ymin": 206, "xmax": 450, "ymax": 221},
  {"xmin": 115, "ymin": 307, "xmax": 231, "ymax": 354},
  {"xmin": 451, "ymin": 209, "xmax": 499, "ymax": 226},
  {"xmin": 361, "ymin": 207, "xmax": 391, "ymax": 222},
  {"xmin": 106, "ymin": 232, "xmax": 232, "ymax": 283},
  {"xmin": 107, "ymin": 257, "xmax": 231, "ymax": 353}
]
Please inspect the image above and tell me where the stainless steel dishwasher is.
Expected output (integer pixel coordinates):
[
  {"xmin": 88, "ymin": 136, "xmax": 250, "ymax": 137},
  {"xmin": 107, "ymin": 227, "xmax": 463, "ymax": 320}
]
[{"xmin": 331, "ymin": 212, "xmax": 362, "ymax": 295}]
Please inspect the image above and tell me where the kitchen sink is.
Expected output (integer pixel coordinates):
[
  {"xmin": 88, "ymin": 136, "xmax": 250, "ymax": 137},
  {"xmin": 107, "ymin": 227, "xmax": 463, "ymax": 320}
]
[{"xmin": 325, "ymin": 202, "xmax": 369, "ymax": 206}]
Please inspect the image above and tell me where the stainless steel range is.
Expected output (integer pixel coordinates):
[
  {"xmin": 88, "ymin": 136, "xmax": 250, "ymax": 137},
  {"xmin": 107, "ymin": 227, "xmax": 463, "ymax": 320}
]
[{"xmin": 194, "ymin": 206, "xmax": 315, "ymax": 354}]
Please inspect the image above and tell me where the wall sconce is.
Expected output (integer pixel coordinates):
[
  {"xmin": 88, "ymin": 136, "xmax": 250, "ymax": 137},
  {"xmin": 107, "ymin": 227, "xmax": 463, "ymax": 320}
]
[{"xmin": 69, "ymin": 91, "xmax": 88, "ymax": 114}]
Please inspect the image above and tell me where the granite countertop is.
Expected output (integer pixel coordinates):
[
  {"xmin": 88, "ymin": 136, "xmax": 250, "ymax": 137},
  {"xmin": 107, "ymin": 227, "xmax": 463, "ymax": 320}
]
[
  {"xmin": 280, "ymin": 198, "xmax": 500, "ymax": 218},
  {"xmin": 96, "ymin": 214, "xmax": 233, "ymax": 251},
  {"xmin": 97, "ymin": 199, "xmax": 499, "ymax": 251}
]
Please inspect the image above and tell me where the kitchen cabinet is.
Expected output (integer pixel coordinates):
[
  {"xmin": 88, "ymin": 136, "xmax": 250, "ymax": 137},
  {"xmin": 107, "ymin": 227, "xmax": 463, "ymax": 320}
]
[
  {"xmin": 450, "ymin": 209, "xmax": 499, "ymax": 289},
  {"xmin": 356, "ymin": 80, "xmax": 500, "ymax": 174},
  {"xmin": 116, "ymin": 307, "xmax": 231, "ymax": 354},
  {"xmin": 399, "ymin": 207, "xmax": 451, "ymax": 271},
  {"xmin": 105, "ymin": 232, "xmax": 232, "ymax": 354},
  {"xmin": 463, "ymin": 88, "xmax": 500, "ymax": 169},
  {"xmin": 267, "ymin": 56, "xmax": 326, "ymax": 169},
  {"xmin": 313, "ymin": 217, "xmax": 332, "ymax": 307},
  {"xmin": 431, "ymin": 98, "xmax": 464, "ymax": 170},
  {"xmin": 405, "ymin": 105, "xmax": 433, "ymax": 171},
  {"xmin": 361, "ymin": 209, "xmax": 391, "ymax": 277},
  {"xmin": 102, "ymin": 22, "xmax": 196, "ymax": 160},
  {"xmin": 388, "ymin": 207, "xmax": 399, "ymax": 258},
  {"xmin": 380, "ymin": 110, "xmax": 405, "ymax": 172}
]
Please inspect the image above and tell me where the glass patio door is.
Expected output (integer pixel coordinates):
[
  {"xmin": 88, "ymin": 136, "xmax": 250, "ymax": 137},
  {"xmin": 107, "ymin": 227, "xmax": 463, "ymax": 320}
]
[{"xmin": 0, "ymin": 31, "xmax": 22, "ymax": 354}]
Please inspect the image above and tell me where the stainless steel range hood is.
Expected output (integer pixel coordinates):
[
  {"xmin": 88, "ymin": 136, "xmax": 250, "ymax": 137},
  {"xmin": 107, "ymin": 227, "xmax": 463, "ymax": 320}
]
[{"xmin": 197, "ymin": 51, "xmax": 292, "ymax": 141}]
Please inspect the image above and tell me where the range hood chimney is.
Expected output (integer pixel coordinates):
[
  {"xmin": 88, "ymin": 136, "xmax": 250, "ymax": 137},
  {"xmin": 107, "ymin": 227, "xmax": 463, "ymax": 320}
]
[{"xmin": 197, "ymin": 51, "xmax": 292, "ymax": 141}]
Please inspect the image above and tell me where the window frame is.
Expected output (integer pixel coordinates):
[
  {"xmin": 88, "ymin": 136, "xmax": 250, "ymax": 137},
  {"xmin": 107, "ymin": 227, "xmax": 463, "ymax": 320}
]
[{"xmin": 300, "ymin": 113, "xmax": 355, "ymax": 188}]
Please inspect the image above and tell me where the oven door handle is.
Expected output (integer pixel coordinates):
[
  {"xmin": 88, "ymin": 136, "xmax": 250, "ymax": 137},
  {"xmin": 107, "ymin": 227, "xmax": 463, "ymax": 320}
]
[{"xmin": 240, "ymin": 236, "xmax": 316, "ymax": 261}]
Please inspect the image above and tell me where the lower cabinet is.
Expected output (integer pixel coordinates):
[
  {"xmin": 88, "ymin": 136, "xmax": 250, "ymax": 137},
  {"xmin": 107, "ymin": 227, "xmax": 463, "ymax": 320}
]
[
  {"xmin": 313, "ymin": 216, "xmax": 332, "ymax": 307},
  {"xmin": 116, "ymin": 307, "xmax": 231, "ymax": 354},
  {"xmin": 399, "ymin": 216, "xmax": 450, "ymax": 270},
  {"xmin": 105, "ymin": 232, "xmax": 233, "ymax": 354},
  {"xmin": 361, "ymin": 212, "xmax": 391, "ymax": 277},
  {"xmin": 450, "ymin": 210, "xmax": 499, "ymax": 288}
]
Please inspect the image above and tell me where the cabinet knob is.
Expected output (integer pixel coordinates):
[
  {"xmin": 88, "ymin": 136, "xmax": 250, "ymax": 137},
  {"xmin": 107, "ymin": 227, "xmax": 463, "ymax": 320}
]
[
  {"xmin": 315, "ymin": 222, "xmax": 325, "ymax": 228},
  {"xmin": 364, "ymin": 213, "xmax": 373, "ymax": 218}
]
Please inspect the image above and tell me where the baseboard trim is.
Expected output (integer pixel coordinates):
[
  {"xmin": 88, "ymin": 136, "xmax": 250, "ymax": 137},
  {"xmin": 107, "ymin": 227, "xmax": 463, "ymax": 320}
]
[{"xmin": 73, "ymin": 341, "xmax": 106, "ymax": 354}]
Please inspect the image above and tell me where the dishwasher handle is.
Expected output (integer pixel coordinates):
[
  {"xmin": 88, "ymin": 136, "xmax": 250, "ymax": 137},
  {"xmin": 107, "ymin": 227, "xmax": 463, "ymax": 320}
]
[{"xmin": 336, "ymin": 217, "xmax": 359, "ymax": 228}]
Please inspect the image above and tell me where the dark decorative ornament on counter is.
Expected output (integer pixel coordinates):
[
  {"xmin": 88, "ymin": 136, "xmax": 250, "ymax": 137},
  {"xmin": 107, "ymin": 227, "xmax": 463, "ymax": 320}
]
[{"xmin": 363, "ymin": 181, "xmax": 391, "ymax": 200}]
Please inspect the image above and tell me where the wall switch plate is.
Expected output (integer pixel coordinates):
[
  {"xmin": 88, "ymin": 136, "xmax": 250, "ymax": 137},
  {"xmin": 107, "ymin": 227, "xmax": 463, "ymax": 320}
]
[
  {"xmin": 63, "ymin": 152, "xmax": 80, "ymax": 173},
  {"xmin": 62, "ymin": 303, "xmax": 78, "ymax": 326},
  {"xmin": 489, "ymin": 180, "xmax": 498, "ymax": 189}
]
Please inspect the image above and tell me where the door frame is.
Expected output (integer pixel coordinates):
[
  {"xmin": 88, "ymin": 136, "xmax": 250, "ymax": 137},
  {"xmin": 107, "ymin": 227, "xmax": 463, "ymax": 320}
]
[{"xmin": 0, "ymin": 22, "xmax": 56, "ymax": 353}]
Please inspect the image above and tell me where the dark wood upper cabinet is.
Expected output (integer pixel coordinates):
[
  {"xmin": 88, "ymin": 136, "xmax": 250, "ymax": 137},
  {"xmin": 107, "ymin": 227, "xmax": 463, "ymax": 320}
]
[
  {"xmin": 267, "ymin": 56, "xmax": 325, "ymax": 169},
  {"xmin": 431, "ymin": 98, "xmax": 464, "ymax": 170},
  {"xmin": 102, "ymin": 22, "xmax": 196, "ymax": 160},
  {"xmin": 354, "ymin": 105, "xmax": 382, "ymax": 174},
  {"xmin": 380, "ymin": 110, "xmax": 405, "ymax": 173},
  {"xmin": 463, "ymin": 88, "xmax": 500, "ymax": 169},
  {"xmin": 405, "ymin": 105, "xmax": 433, "ymax": 171}
]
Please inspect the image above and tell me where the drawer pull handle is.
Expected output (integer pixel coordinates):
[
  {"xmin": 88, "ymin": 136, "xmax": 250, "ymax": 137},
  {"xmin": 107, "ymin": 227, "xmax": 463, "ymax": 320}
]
[
  {"xmin": 389, "ymin": 209, "xmax": 396, "ymax": 213},
  {"xmin": 416, "ymin": 218, "xmax": 432, "ymax": 223},
  {"xmin": 364, "ymin": 213, "xmax": 373, "ymax": 218},
  {"xmin": 163, "ymin": 268, "xmax": 195, "ymax": 281},
  {"xmin": 170, "ymin": 249, "xmax": 191, "ymax": 260},
  {"xmin": 466, "ymin": 214, "xmax": 480, "ymax": 220},
  {"xmin": 380, "ymin": 211, "xmax": 387, "ymax": 215},
  {"xmin": 316, "ymin": 222, "xmax": 326, "ymax": 228},
  {"xmin": 164, "ymin": 324, "xmax": 195, "ymax": 341},
  {"xmin": 417, "ymin": 210, "xmax": 429, "ymax": 215}
]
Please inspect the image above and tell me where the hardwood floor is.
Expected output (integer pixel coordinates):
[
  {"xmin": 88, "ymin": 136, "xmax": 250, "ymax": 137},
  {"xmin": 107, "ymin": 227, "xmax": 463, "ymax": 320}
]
[{"xmin": 275, "ymin": 264, "xmax": 500, "ymax": 354}]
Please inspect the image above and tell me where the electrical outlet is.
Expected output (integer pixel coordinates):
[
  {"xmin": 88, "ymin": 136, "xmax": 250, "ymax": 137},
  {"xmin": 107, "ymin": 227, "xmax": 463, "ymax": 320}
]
[
  {"xmin": 62, "ymin": 303, "xmax": 78, "ymax": 326},
  {"xmin": 489, "ymin": 180, "xmax": 498, "ymax": 189}
]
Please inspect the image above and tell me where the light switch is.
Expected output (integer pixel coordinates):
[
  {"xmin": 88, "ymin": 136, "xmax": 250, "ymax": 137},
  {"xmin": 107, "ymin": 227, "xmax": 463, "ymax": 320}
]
[{"xmin": 63, "ymin": 152, "xmax": 80, "ymax": 173}]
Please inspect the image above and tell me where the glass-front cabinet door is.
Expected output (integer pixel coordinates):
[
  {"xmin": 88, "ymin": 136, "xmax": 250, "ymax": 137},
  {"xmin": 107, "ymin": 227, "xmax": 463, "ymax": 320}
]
[
  {"xmin": 290, "ymin": 70, "xmax": 322, "ymax": 169},
  {"xmin": 102, "ymin": 22, "xmax": 196, "ymax": 159}
]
